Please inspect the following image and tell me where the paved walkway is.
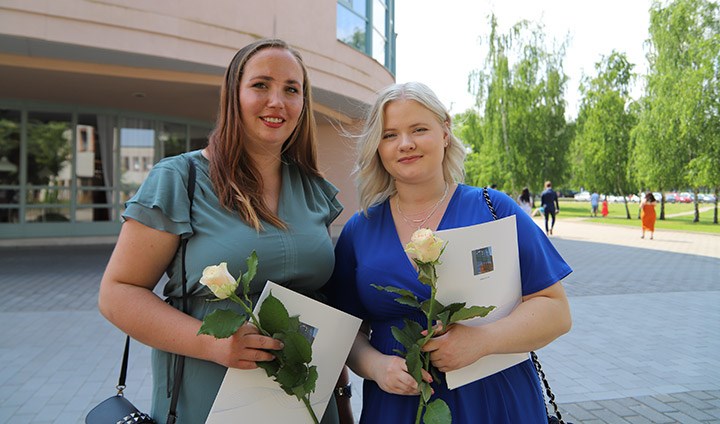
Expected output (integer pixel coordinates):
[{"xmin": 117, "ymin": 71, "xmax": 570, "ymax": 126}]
[{"xmin": 0, "ymin": 218, "xmax": 718, "ymax": 423}]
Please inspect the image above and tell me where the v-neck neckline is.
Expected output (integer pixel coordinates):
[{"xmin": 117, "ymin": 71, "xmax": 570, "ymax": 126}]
[{"xmin": 386, "ymin": 185, "xmax": 460, "ymax": 276}]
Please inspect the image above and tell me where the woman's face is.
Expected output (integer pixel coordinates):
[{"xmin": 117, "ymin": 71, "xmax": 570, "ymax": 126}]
[
  {"xmin": 377, "ymin": 99, "xmax": 448, "ymax": 185},
  {"xmin": 239, "ymin": 48, "xmax": 304, "ymax": 153}
]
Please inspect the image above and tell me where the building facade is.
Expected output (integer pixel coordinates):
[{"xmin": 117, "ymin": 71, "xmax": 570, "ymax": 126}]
[{"xmin": 0, "ymin": 0, "xmax": 396, "ymax": 241}]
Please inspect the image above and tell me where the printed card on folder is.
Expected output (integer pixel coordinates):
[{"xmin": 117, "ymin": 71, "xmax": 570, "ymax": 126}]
[
  {"xmin": 206, "ymin": 281, "xmax": 362, "ymax": 423},
  {"xmin": 434, "ymin": 215, "xmax": 529, "ymax": 389}
]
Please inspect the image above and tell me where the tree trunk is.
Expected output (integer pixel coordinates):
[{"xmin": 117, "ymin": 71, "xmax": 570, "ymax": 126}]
[
  {"xmin": 659, "ymin": 190, "xmax": 665, "ymax": 220},
  {"xmin": 693, "ymin": 188, "xmax": 699, "ymax": 223}
]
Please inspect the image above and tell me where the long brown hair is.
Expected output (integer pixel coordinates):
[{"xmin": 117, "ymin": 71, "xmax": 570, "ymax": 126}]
[{"xmin": 207, "ymin": 38, "xmax": 321, "ymax": 230}]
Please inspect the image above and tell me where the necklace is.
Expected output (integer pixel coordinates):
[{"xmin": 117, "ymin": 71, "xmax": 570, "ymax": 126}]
[{"xmin": 396, "ymin": 183, "xmax": 449, "ymax": 230}]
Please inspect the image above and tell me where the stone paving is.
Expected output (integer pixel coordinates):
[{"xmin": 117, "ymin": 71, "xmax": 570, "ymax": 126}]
[{"xmin": 0, "ymin": 218, "xmax": 718, "ymax": 423}]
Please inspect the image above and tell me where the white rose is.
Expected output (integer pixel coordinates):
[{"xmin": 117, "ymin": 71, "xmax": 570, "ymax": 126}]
[
  {"xmin": 404, "ymin": 228, "xmax": 445, "ymax": 263},
  {"xmin": 199, "ymin": 262, "xmax": 238, "ymax": 299}
]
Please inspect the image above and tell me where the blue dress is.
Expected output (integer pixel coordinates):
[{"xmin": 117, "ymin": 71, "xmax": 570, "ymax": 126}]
[
  {"xmin": 123, "ymin": 150, "xmax": 343, "ymax": 423},
  {"xmin": 326, "ymin": 185, "xmax": 572, "ymax": 424}
]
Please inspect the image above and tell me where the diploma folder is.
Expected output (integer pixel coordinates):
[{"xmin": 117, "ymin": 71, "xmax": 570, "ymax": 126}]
[
  {"xmin": 206, "ymin": 281, "xmax": 362, "ymax": 423},
  {"xmin": 434, "ymin": 215, "xmax": 529, "ymax": 389}
]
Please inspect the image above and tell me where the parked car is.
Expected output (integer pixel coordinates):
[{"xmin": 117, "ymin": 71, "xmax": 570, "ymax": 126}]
[
  {"xmin": 665, "ymin": 192, "xmax": 679, "ymax": 203},
  {"xmin": 698, "ymin": 193, "xmax": 717, "ymax": 203},
  {"xmin": 574, "ymin": 191, "xmax": 591, "ymax": 201},
  {"xmin": 678, "ymin": 192, "xmax": 694, "ymax": 203}
]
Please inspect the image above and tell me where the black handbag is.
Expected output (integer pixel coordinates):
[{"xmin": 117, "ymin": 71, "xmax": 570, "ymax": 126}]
[
  {"xmin": 87, "ymin": 157, "xmax": 197, "ymax": 424},
  {"xmin": 482, "ymin": 188, "xmax": 571, "ymax": 424},
  {"xmin": 85, "ymin": 337, "xmax": 155, "ymax": 424}
]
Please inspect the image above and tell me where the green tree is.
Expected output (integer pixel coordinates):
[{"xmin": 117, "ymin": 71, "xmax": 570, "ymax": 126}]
[
  {"xmin": 632, "ymin": 0, "xmax": 720, "ymax": 223},
  {"xmin": 466, "ymin": 15, "xmax": 570, "ymax": 196},
  {"xmin": 572, "ymin": 51, "xmax": 638, "ymax": 218}
]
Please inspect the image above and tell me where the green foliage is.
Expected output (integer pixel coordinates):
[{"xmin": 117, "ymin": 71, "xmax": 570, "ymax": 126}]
[
  {"xmin": 571, "ymin": 51, "xmax": 638, "ymax": 218},
  {"xmin": 372, "ymin": 245, "xmax": 495, "ymax": 424},
  {"xmin": 465, "ymin": 15, "xmax": 571, "ymax": 195},
  {"xmin": 423, "ymin": 399, "xmax": 452, "ymax": 424},
  {"xmin": 632, "ymin": 0, "xmax": 720, "ymax": 223},
  {"xmin": 198, "ymin": 251, "xmax": 320, "ymax": 423},
  {"xmin": 197, "ymin": 309, "xmax": 247, "ymax": 339},
  {"xmin": 258, "ymin": 292, "xmax": 290, "ymax": 335}
]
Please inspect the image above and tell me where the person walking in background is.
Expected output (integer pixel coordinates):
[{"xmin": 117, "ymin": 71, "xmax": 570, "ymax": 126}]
[
  {"xmin": 601, "ymin": 196, "xmax": 609, "ymax": 217},
  {"xmin": 540, "ymin": 180, "xmax": 560, "ymax": 235},
  {"xmin": 590, "ymin": 190, "xmax": 599, "ymax": 217},
  {"xmin": 640, "ymin": 192, "xmax": 658, "ymax": 239},
  {"xmin": 97, "ymin": 39, "xmax": 344, "ymax": 423},
  {"xmin": 517, "ymin": 187, "xmax": 533, "ymax": 215},
  {"xmin": 326, "ymin": 82, "xmax": 572, "ymax": 423}
]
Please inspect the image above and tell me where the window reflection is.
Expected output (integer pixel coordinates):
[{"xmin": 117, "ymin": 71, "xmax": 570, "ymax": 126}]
[
  {"xmin": 161, "ymin": 122, "xmax": 187, "ymax": 159},
  {"xmin": 337, "ymin": 4, "xmax": 366, "ymax": 50},
  {"xmin": 0, "ymin": 109, "xmax": 20, "ymax": 223},
  {"xmin": 75, "ymin": 114, "xmax": 116, "ymax": 222},
  {"xmin": 120, "ymin": 119, "xmax": 155, "ymax": 205},
  {"xmin": 337, "ymin": 0, "xmax": 394, "ymax": 71},
  {"xmin": 26, "ymin": 111, "xmax": 72, "ymax": 223}
]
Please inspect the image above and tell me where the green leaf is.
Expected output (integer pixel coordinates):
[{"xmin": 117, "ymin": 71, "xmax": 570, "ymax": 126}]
[
  {"xmin": 258, "ymin": 292, "xmax": 290, "ymax": 335},
  {"xmin": 449, "ymin": 305, "xmax": 496, "ymax": 324},
  {"xmin": 417, "ymin": 263, "xmax": 437, "ymax": 287},
  {"xmin": 436, "ymin": 310, "xmax": 451, "ymax": 327},
  {"xmin": 394, "ymin": 296, "xmax": 421, "ymax": 308},
  {"xmin": 372, "ymin": 284, "xmax": 419, "ymax": 300},
  {"xmin": 442, "ymin": 302, "xmax": 467, "ymax": 314},
  {"xmin": 241, "ymin": 251, "xmax": 258, "ymax": 285},
  {"xmin": 197, "ymin": 309, "xmax": 247, "ymax": 339},
  {"xmin": 404, "ymin": 344, "xmax": 423, "ymax": 384},
  {"xmin": 303, "ymin": 365, "xmax": 318, "ymax": 394},
  {"xmin": 281, "ymin": 331, "xmax": 313, "ymax": 364},
  {"xmin": 420, "ymin": 381, "xmax": 433, "ymax": 403},
  {"xmin": 430, "ymin": 366, "xmax": 442, "ymax": 386},
  {"xmin": 256, "ymin": 359, "xmax": 280, "ymax": 377},
  {"xmin": 423, "ymin": 399, "xmax": 452, "ymax": 424},
  {"xmin": 391, "ymin": 325, "xmax": 417, "ymax": 350},
  {"xmin": 403, "ymin": 319, "xmax": 425, "ymax": 342},
  {"xmin": 276, "ymin": 362, "xmax": 307, "ymax": 390},
  {"xmin": 421, "ymin": 298, "xmax": 445, "ymax": 321},
  {"xmin": 287, "ymin": 316, "xmax": 300, "ymax": 333}
]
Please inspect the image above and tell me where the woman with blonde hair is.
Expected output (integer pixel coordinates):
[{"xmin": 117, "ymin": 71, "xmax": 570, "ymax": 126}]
[{"xmin": 325, "ymin": 82, "xmax": 572, "ymax": 423}]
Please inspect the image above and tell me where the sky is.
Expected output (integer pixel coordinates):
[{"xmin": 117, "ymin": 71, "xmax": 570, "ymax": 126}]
[{"xmin": 394, "ymin": 0, "xmax": 654, "ymax": 119}]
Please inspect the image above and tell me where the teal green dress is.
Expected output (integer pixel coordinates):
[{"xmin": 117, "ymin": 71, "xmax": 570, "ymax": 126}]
[{"xmin": 123, "ymin": 150, "xmax": 343, "ymax": 423}]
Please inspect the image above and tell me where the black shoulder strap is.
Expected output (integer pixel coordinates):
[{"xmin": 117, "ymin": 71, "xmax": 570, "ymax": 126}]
[
  {"xmin": 481, "ymin": 187, "xmax": 565, "ymax": 424},
  {"xmin": 117, "ymin": 335, "xmax": 130, "ymax": 395},
  {"xmin": 167, "ymin": 157, "xmax": 196, "ymax": 424}
]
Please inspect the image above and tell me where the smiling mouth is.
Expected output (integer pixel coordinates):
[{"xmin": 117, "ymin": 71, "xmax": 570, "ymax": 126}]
[
  {"xmin": 262, "ymin": 117, "xmax": 284, "ymax": 124},
  {"xmin": 399, "ymin": 155, "xmax": 421, "ymax": 163}
]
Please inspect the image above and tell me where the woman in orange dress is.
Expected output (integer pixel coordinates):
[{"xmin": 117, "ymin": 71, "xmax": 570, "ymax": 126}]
[{"xmin": 640, "ymin": 192, "xmax": 658, "ymax": 239}]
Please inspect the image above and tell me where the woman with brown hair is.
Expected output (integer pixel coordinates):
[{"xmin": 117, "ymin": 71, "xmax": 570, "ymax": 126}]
[
  {"xmin": 98, "ymin": 39, "xmax": 343, "ymax": 423},
  {"xmin": 641, "ymin": 192, "xmax": 658, "ymax": 239}
]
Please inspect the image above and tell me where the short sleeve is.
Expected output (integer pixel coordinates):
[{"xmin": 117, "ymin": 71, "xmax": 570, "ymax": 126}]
[
  {"xmin": 487, "ymin": 189, "xmax": 572, "ymax": 296},
  {"xmin": 122, "ymin": 155, "xmax": 193, "ymax": 237},
  {"xmin": 315, "ymin": 177, "xmax": 343, "ymax": 226}
]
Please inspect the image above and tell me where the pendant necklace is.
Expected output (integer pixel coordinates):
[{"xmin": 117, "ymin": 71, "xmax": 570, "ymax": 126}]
[{"xmin": 396, "ymin": 183, "xmax": 449, "ymax": 230}]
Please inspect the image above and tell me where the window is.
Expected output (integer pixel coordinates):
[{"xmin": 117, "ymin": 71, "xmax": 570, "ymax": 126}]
[{"xmin": 337, "ymin": 0, "xmax": 395, "ymax": 73}]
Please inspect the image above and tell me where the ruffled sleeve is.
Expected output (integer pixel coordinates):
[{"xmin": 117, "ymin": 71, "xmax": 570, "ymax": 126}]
[
  {"xmin": 315, "ymin": 177, "xmax": 343, "ymax": 226},
  {"xmin": 122, "ymin": 155, "xmax": 194, "ymax": 238},
  {"xmin": 287, "ymin": 163, "xmax": 343, "ymax": 227}
]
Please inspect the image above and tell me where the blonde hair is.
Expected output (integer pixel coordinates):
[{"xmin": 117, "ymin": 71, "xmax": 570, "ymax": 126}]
[
  {"xmin": 207, "ymin": 38, "xmax": 320, "ymax": 230},
  {"xmin": 354, "ymin": 82, "xmax": 466, "ymax": 213}
]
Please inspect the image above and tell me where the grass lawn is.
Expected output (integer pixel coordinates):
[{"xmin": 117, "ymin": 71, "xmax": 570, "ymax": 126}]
[{"xmin": 555, "ymin": 199, "xmax": 720, "ymax": 235}]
